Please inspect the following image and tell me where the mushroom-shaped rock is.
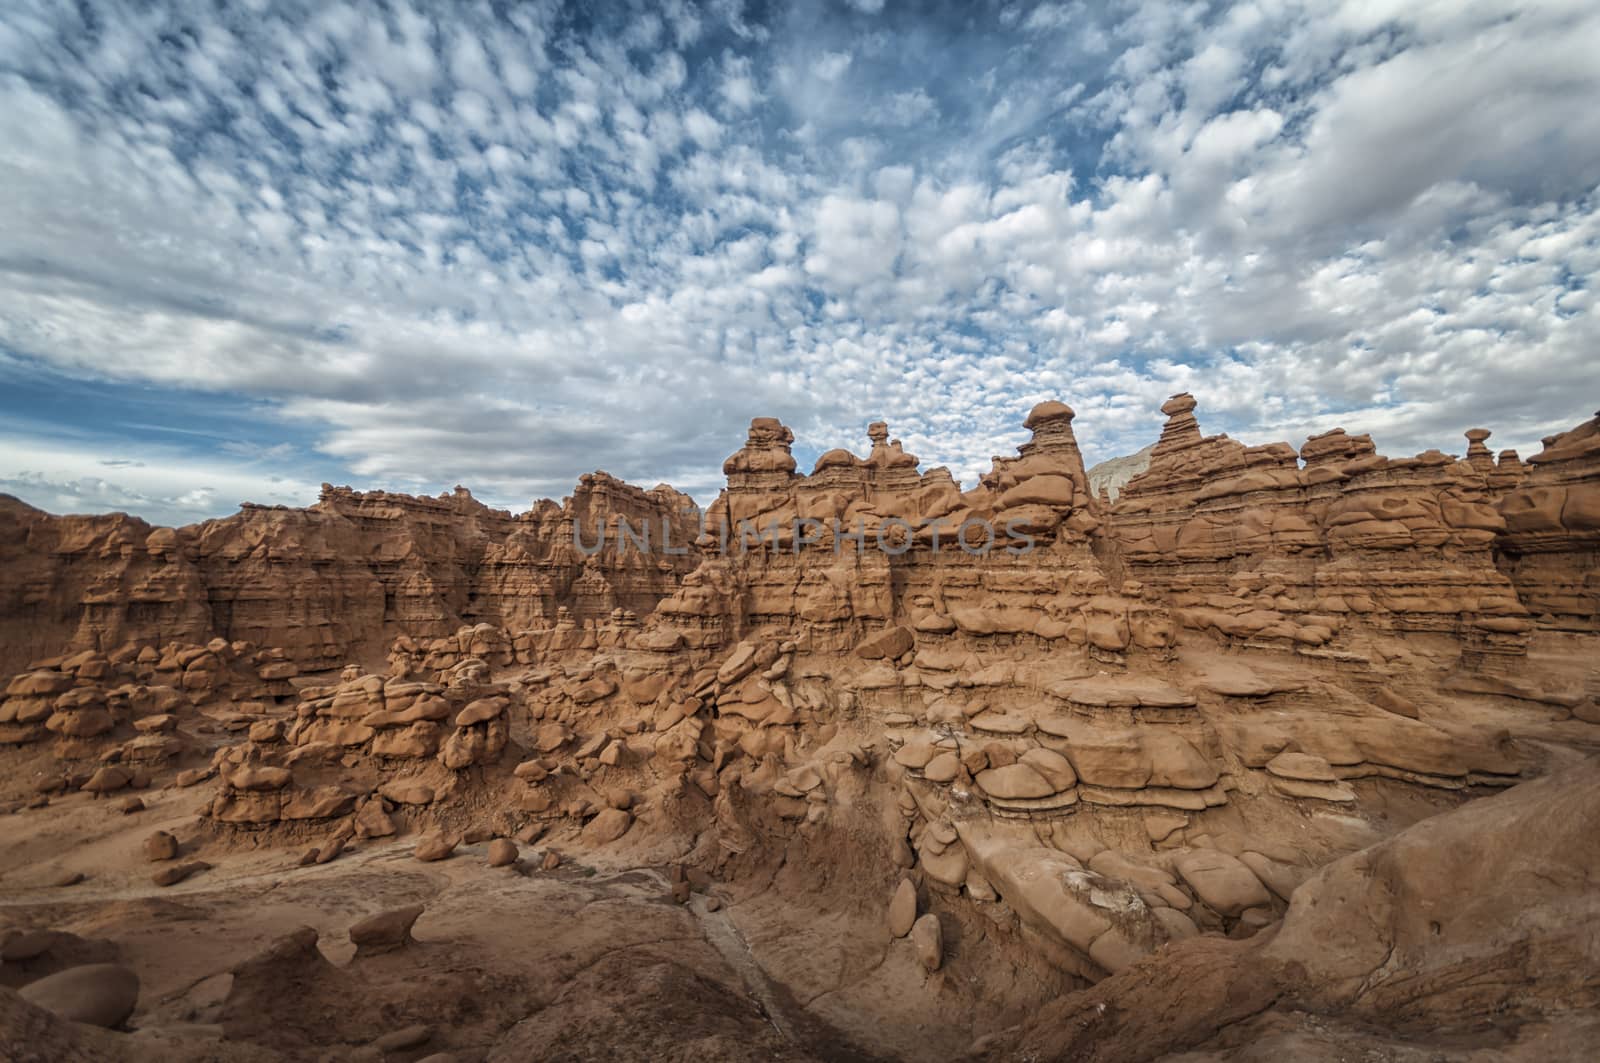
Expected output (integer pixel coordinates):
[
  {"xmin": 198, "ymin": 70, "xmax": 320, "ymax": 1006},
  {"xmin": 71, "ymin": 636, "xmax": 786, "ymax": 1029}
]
[
  {"xmin": 6, "ymin": 670, "xmax": 75, "ymax": 697},
  {"xmin": 47, "ymin": 708, "xmax": 116, "ymax": 738},
  {"xmin": 18, "ymin": 963, "xmax": 140, "ymax": 1029},
  {"xmin": 454, "ymin": 698, "xmax": 505, "ymax": 726},
  {"xmin": 349, "ymin": 904, "xmax": 424, "ymax": 956},
  {"xmin": 975, "ymin": 762, "xmax": 1056, "ymax": 800},
  {"xmin": 1024, "ymin": 400, "xmax": 1075, "ymax": 429},
  {"xmin": 1161, "ymin": 393, "xmax": 1197, "ymax": 416},
  {"xmin": 911, "ymin": 913, "xmax": 943, "ymax": 972},
  {"xmin": 888, "ymin": 877, "xmax": 918, "ymax": 938}
]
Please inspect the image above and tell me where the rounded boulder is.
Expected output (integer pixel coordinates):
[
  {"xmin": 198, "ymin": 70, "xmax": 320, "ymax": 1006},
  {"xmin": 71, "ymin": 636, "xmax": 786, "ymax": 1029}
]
[{"xmin": 19, "ymin": 963, "xmax": 140, "ymax": 1028}]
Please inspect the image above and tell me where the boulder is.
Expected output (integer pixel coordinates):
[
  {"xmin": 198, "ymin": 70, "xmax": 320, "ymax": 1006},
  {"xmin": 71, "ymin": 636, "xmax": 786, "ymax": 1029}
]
[
  {"xmin": 923, "ymin": 752, "xmax": 960, "ymax": 783},
  {"xmin": 349, "ymin": 904, "xmax": 424, "ymax": 955},
  {"xmin": 18, "ymin": 963, "xmax": 139, "ymax": 1029},
  {"xmin": 975, "ymin": 762, "xmax": 1056, "ymax": 800},
  {"xmin": 153, "ymin": 861, "xmax": 210, "ymax": 887},
  {"xmin": 1173, "ymin": 850, "xmax": 1272, "ymax": 916},
  {"xmin": 454, "ymin": 698, "xmax": 506, "ymax": 726},
  {"xmin": 354, "ymin": 799, "xmax": 396, "ymax": 839},
  {"xmin": 1, "ymin": 928, "xmax": 57, "ymax": 961},
  {"xmin": 414, "ymin": 834, "xmax": 458, "ymax": 862},
  {"xmin": 374, "ymin": 1025, "xmax": 433, "ymax": 1052},
  {"xmin": 379, "ymin": 780, "xmax": 435, "ymax": 806},
  {"xmin": 911, "ymin": 913, "xmax": 943, "ymax": 972},
  {"xmin": 143, "ymin": 830, "xmax": 179, "ymax": 862},
  {"xmin": 888, "ymin": 877, "xmax": 918, "ymax": 938},
  {"xmin": 581, "ymin": 808, "xmax": 633, "ymax": 845},
  {"xmin": 226, "ymin": 765, "xmax": 293, "ymax": 791},
  {"xmin": 1019, "ymin": 748, "xmax": 1077, "ymax": 790},
  {"xmin": 856, "ymin": 626, "xmax": 914, "ymax": 661},
  {"xmin": 81, "ymin": 766, "xmax": 134, "ymax": 795}
]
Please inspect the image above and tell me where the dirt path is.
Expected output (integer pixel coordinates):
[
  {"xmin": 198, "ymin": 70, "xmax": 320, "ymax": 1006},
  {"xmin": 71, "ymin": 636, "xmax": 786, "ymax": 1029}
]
[{"xmin": 687, "ymin": 893, "xmax": 890, "ymax": 1063}]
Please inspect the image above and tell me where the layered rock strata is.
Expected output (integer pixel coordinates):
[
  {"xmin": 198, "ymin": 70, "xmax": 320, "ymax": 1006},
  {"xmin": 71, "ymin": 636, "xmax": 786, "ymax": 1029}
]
[{"xmin": 0, "ymin": 476, "xmax": 699, "ymax": 674}]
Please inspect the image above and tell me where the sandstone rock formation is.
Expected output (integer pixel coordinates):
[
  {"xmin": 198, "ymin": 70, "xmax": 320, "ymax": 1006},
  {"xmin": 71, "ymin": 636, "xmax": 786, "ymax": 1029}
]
[
  {"xmin": 0, "ymin": 396, "xmax": 1596, "ymax": 1062},
  {"xmin": 0, "ymin": 477, "xmax": 699, "ymax": 675},
  {"xmin": 1495, "ymin": 410, "xmax": 1600, "ymax": 631}
]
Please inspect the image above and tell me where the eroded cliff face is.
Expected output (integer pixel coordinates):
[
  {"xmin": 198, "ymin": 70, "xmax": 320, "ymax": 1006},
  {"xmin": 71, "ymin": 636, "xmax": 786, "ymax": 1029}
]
[
  {"xmin": 1106, "ymin": 394, "xmax": 1535, "ymax": 669},
  {"xmin": 0, "ymin": 474, "xmax": 700, "ymax": 675},
  {"xmin": 1495, "ymin": 412, "xmax": 1600, "ymax": 630},
  {"xmin": 2, "ymin": 399, "xmax": 1597, "ymax": 1062},
  {"xmin": 7, "ymin": 399, "xmax": 1592, "ymax": 678}
]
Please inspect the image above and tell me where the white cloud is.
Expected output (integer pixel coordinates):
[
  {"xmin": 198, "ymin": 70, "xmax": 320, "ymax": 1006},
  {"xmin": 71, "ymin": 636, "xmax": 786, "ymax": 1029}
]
[
  {"xmin": 0, "ymin": 0, "xmax": 1595, "ymax": 528},
  {"xmin": 0, "ymin": 432, "xmax": 323, "ymax": 525},
  {"xmin": 871, "ymin": 89, "xmax": 938, "ymax": 127},
  {"xmin": 811, "ymin": 50, "xmax": 852, "ymax": 82},
  {"xmin": 805, "ymin": 195, "xmax": 903, "ymax": 289}
]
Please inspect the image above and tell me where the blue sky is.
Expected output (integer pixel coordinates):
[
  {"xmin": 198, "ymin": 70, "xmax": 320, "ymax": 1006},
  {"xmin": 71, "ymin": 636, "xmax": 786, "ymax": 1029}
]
[{"xmin": 2, "ymin": 0, "xmax": 1598, "ymax": 526}]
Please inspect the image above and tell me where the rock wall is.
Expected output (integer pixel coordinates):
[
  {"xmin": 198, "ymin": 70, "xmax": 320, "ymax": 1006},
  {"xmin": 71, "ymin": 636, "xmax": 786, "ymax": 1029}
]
[
  {"xmin": 4, "ymin": 398, "xmax": 1596, "ymax": 680},
  {"xmin": 1106, "ymin": 394, "xmax": 1539, "ymax": 667},
  {"xmin": 0, "ymin": 476, "xmax": 700, "ymax": 675},
  {"xmin": 1494, "ymin": 411, "xmax": 1600, "ymax": 631},
  {"xmin": 654, "ymin": 404, "xmax": 1150, "ymax": 658}
]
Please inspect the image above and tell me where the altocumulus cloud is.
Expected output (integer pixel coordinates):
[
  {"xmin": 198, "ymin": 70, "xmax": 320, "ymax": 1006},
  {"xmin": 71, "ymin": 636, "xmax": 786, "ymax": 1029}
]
[{"xmin": 1, "ymin": 0, "xmax": 1598, "ymax": 526}]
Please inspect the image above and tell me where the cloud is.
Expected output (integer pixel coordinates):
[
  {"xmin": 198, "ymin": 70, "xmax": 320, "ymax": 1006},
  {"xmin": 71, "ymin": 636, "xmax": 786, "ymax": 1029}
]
[
  {"xmin": 0, "ymin": 431, "xmax": 323, "ymax": 526},
  {"xmin": 0, "ymin": 0, "xmax": 1596, "ymax": 527},
  {"xmin": 871, "ymin": 89, "xmax": 939, "ymax": 127},
  {"xmin": 811, "ymin": 50, "xmax": 852, "ymax": 82}
]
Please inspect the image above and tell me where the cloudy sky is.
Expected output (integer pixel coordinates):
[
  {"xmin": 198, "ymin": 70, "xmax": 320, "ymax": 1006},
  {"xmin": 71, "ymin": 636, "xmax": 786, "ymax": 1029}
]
[{"xmin": 2, "ymin": 0, "xmax": 1597, "ymax": 526}]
